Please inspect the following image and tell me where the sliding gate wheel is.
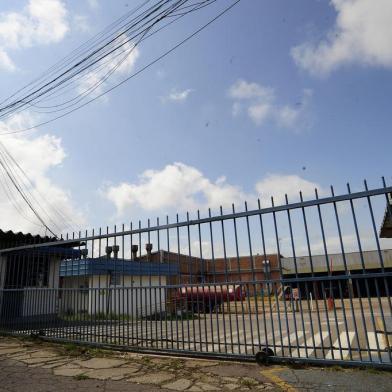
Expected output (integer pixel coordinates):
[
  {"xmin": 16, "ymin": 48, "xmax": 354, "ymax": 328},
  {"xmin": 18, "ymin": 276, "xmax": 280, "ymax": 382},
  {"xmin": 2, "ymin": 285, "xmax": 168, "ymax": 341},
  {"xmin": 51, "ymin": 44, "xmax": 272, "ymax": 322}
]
[{"xmin": 255, "ymin": 347, "xmax": 275, "ymax": 365}]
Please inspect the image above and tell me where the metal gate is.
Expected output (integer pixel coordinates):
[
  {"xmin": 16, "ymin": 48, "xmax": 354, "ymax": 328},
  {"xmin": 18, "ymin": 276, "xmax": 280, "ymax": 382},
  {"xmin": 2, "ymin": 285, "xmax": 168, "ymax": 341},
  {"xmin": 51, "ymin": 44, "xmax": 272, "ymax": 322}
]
[{"xmin": 1, "ymin": 178, "xmax": 392, "ymax": 369}]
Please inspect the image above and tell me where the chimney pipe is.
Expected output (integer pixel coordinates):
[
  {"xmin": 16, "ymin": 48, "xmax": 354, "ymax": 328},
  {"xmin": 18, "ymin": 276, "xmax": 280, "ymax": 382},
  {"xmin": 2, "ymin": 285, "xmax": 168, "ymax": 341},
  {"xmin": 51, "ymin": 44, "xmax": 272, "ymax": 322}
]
[
  {"xmin": 145, "ymin": 243, "xmax": 153, "ymax": 261},
  {"xmin": 105, "ymin": 246, "xmax": 113, "ymax": 259},
  {"xmin": 131, "ymin": 245, "xmax": 138, "ymax": 260},
  {"xmin": 112, "ymin": 245, "xmax": 120, "ymax": 259}
]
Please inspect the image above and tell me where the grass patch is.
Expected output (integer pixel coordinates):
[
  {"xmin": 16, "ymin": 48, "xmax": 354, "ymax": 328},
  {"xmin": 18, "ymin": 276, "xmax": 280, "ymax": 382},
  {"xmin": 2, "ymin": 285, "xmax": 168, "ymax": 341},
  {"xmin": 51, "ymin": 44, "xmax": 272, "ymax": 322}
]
[
  {"xmin": 239, "ymin": 377, "xmax": 258, "ymax": 388},
  {"xmin": 167, "ymin": 358, "xmax": 185, "ymax": 370},
  {"xmin": 74, "ymin": 373, "xmax": 90, "ymax": 380},
  {"xmin": 164, "ymin": 313, "xmax": 199, "ymax": 321},
  {"xmin": 62, "ymin": 343, "xmax": 88, "ymax": 356},
  {"xmin": 362, "ymin": 367, "xmax": 384, "ymax": 375},
  {"xmin": 59, "ymin": 312, "xmax": 134, "ymax": 322},
  {"xmin": 140, "ymin": 356, "xmax": 152, "ymax": 365},
  {"xmin": 327, "ymin": 365, "xmax": 344, "ymax": 372},
  {"xmin": 58, "ymin": 342, "xmax": 114, "ymax": 358}
]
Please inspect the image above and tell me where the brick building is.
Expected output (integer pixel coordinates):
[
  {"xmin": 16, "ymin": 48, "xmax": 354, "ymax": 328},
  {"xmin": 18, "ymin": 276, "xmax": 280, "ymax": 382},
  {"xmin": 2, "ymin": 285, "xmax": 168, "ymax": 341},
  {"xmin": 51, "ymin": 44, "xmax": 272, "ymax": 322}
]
[
  {"xmin": 140, "ymin": 249, "xmax": 282, "ymax": 296},
  {"xmin": 205, "ymin": 254, "xmax": 281, "ymax": 295}
]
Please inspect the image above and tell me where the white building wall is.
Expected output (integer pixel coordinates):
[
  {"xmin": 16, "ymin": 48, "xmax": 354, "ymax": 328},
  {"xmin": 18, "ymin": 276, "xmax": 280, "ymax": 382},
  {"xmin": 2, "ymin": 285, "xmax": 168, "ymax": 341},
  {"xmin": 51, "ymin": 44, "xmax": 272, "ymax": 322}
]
[
  {"xmin": 58, "ymin": 275, "xmax": 89, "ymax": 314},
  {"xmin": 60, "ymin": 274, "xmax": 167, "ymax": 318},
  {"xmin": 89, "ymin": 275, "xmax": 167, "ymax": 318},
  {"xmin": 21, "ymin": 257, "xmax": 61, "ymax": 317},
  {"xmin": 21, "ymin": 288, "xmax": 58, "ymax": 316}
]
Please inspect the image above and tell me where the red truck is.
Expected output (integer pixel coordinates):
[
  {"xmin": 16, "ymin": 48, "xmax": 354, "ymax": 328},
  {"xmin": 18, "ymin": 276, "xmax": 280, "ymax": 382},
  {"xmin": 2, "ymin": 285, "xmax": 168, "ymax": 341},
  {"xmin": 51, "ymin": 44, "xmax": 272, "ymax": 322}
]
[{"xmin": 176, "ymin": 284, "xmax": 246, "ymax": 313}]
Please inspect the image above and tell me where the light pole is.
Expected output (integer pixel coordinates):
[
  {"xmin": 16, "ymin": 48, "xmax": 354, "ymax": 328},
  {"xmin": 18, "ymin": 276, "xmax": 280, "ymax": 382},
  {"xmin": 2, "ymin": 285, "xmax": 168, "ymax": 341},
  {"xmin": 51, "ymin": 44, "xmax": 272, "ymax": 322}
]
[{"xmin": 262, "ymin": 259, "xmax": 270, "ymax": 295}]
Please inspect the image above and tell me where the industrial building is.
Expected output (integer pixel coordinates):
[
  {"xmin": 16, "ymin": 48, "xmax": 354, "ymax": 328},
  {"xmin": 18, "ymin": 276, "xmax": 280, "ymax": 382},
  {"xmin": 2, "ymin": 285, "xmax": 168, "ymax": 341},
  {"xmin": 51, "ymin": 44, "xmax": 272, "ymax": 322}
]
[
  {"xmin": 59, "ymin": 246, "xmax": 179, "ymax": 317},
  {"xmin": 0, "ymin": 230, "xmax": 80, "ymax": 322}
]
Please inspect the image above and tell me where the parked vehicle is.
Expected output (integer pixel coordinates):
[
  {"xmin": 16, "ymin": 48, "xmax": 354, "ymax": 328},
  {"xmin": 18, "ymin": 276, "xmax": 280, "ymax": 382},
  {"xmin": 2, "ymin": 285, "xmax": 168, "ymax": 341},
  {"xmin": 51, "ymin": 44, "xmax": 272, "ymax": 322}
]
[{"xmin": 176, "ymin": 284, "xmax": 245, "ymax": 313}]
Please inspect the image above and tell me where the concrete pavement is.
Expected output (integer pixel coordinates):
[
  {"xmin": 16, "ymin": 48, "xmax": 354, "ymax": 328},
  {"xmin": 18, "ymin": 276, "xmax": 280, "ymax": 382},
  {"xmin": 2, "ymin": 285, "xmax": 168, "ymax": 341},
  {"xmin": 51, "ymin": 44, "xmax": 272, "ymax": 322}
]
[{"xmin": 0, "ymin": 336, "xmax": 392, "ymax": 391}]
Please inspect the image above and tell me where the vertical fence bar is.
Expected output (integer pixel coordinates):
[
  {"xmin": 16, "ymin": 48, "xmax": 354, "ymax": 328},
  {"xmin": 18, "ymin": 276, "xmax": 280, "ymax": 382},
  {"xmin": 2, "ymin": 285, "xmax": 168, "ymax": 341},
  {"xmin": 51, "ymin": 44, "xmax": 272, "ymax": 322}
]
[
  {"xmin": 331, "ymin": 186, "xmax": 359, "ymax": 361},
  {"xmin": 232, "ymin": 203, "xmax": 247, "ymax": 354},
  {"xmin": 285, "ymin": 194, "xmax": 304, "ymax": 358},
  {"xmin": 347, "ymin": 183, "xmax": 380, "ymax": 362}
]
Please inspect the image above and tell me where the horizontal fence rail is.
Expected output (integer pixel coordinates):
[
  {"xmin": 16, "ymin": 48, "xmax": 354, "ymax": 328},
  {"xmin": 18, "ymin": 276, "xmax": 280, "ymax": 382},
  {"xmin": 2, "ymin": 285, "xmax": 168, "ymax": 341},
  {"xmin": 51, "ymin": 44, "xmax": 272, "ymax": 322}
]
[{"xmin": 1, "ymin": 178, "xmax": 392, "ymax": 368}]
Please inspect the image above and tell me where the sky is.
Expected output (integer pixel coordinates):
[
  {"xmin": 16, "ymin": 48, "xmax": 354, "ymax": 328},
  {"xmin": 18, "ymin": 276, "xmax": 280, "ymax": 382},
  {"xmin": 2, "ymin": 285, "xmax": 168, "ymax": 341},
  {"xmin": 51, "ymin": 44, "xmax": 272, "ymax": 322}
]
[{"xmin": 0, "ymin": 0, "xmax": 392, "ymax": 243}]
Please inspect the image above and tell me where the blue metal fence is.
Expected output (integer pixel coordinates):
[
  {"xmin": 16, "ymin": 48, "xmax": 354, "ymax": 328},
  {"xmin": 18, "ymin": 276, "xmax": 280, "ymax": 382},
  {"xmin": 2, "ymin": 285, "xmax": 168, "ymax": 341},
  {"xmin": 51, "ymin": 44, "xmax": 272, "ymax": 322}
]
[{"xmin": 0, "ymin": 178, "xmax": 392, "ymax": 368}]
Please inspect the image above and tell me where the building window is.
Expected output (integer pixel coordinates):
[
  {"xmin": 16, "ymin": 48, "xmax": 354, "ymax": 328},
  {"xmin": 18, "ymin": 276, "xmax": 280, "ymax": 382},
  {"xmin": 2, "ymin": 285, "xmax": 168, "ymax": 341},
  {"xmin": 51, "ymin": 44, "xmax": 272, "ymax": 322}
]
[{"xmin": 4, "ymin": 256, "xmax": 50, "ymax": 288}]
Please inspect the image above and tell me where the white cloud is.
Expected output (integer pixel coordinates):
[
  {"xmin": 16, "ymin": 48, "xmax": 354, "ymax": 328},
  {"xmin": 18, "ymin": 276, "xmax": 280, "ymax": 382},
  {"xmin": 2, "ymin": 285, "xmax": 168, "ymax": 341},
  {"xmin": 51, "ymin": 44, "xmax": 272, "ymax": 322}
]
[
  {"xmin": 104, "ymin": 162, "xmax": 322, "ymax": 216},
  {"xmin": 228, "ymin": 79, "xmax": 274, "ymax": 100},
  {"xmin": 231, "ymin": 102, "xmax": 242, "ymax": 117},
  {"xmin": 0, "ymin": 113, "xmax": 84, "ymax": 235},
  {"xmin": 228, "ymin": 79, "xmax": 312, "ymax": 129},
  {"xmin": 87, "ymin": 0, "xmax": 99, "ymax": 9},
  {"xmin": 105, "ymin": 162, "xmax": 249, "ymax": 214},
  {"xmin": 255, "ymin": 174, "xmax": 323, "ymax": 206},
  {"xmin": 292, "ymin": 0, "xmax": 392, "ymax": 75},
  {"xmin": 276, "ymin": 89, "xmax": 313, "ymax": 128},
  {"xmin": 0, "ymin": 49, "xmax": 16, "ymax": 72},
  {"xmin": 76, "ymin": 35, "xmax": 140, "ymax": 100},
  {"xmin": 0, "ymin": 0, "xmax": 69, "ymax": 71},
  {"xmin": 248, "ymin": 102, "xmax": 272, "ymax": 126},
  {"xmin": 73, "ymin": 14, "xmax": 90, "ymax": 33},
  {"xmin": 162, "ymin": 88, "xmax": 194, "ymax": 103}
]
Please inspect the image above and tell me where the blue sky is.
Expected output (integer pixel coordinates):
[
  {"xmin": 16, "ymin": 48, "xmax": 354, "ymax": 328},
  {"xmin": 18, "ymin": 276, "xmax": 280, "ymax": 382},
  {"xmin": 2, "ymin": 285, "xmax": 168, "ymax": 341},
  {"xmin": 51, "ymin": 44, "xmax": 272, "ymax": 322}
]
[{"xmin": 0, "ymin": 0, "xmax": 391, "ymax": 238}]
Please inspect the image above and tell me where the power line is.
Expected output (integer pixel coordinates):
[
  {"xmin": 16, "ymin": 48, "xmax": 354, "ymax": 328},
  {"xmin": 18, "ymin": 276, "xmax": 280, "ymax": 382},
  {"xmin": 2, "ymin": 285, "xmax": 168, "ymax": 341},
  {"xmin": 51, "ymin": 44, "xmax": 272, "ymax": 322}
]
[
  {"xmin": 0, "ymin": 164, "xmax": 42, "ymax": 228},
  {"xmin": 0, "ymin": 0, "xmax": 240, "ymax": 236},
  {"xmin": 0, "ymin": 0, "xmax": 191, "ymax": 117},
  {"xmin": 0, "ymin": 141, "xmax": 78, "ymax": 231},
  {"xmin": 0, "ymin": 0, "xmax": 241, "ymax": 135},
  {"xmin": 0, "ymin": 0, "xmax": 155, "ymax": 110},
  {"xmin": 0, "ymin": 150, "xmax": 57, "ymax": 237}
]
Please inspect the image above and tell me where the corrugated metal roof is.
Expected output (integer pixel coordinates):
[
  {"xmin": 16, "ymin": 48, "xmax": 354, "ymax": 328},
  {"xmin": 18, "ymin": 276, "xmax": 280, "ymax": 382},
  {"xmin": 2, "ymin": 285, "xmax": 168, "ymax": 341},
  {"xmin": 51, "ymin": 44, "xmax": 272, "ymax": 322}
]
[
  {"xmin": 380, "ymin": 194, "xmax": 392, "ymax": 238},
  {"xmin": 0, "ymin": 229, "xmax": 56, "ymax": 250},
  {"xmin": 0, "ymin": 229, "xmax": 84, "ymax": 253}
]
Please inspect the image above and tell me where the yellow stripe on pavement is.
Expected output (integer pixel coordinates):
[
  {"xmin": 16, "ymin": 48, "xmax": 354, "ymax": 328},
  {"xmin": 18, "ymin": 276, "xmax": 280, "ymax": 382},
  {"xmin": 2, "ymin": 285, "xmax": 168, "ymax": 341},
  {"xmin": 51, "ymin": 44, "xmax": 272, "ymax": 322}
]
[{"xmin": 261, "ymin": 367, "xmax": 298, "ymax": 392}]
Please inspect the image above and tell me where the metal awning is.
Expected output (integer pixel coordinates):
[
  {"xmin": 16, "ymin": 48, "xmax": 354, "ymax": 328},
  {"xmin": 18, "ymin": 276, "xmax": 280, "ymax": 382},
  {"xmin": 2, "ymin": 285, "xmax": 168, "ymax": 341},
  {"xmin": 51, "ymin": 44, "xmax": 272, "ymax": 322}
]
[{"xmin": 380, "ymin": 193, "xmax": 392, "ymax": 238}]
